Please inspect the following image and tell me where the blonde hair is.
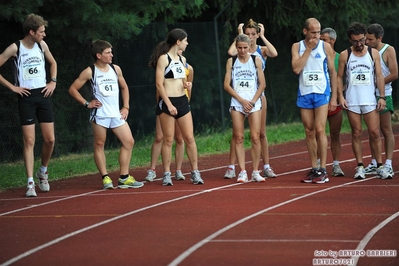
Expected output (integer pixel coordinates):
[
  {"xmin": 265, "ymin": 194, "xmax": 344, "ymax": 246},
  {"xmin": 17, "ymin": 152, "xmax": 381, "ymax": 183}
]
[{"xmin": 244, "ymin": 19, "xmax": 260, "ymax": 33}]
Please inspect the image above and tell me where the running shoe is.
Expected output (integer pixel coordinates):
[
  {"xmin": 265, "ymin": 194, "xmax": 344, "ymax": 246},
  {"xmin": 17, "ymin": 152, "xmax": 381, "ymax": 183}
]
[
  {"xmin": 224, "ymin": 168, "xmax": 236, "ymax": 179},
  {"xmin": 144, "ymin": 169, "xmax": 156, "ymax": 182},
  {"xmin": 382, "ymin": 165, "xmax": 394, "ymax": 180},
  {"xmin": 118, "ymin": 175, "xmax": 144, "ymax": 188},
  {"xmin": 251, "ymin": 171, "xmax": 266, "ymax": 182},
  {"xmin": 312, "ymin": 171, "xmax": 329, "ymax": 184},
  {"xmin": 175, "ymin": 170, "xmax": 185, "ymax": 181},
  {"xmin": 237, "ymin": 171, "xmax": 248, "ymax": 183},
  {"xmin": 332, "ymin": 164, "xmax": 345, "ymax": 177},
  {"xmin": 102, "ymin": 175, "xmax": 114, "ymax": 189},
  {"xmin": 377, "ymin": 164, "xmax": 392, "ymax": 179},
  {"xmin": 162, "ymin": 172, "xmax": 173, "ymax": 186},
  {"xmin": 191, "ymin": 170, "xmax": 204, "ymax": 184},
  {"xmin": 36, "ymin": 170, "xmax": 50, "ymax": 192},
  {"xmin": 26, "ymin": 182, "xmax": 37, "ymax": 197},
  {"xmin": 354, "ymin": 166, "xmax": 366, "ymax": 179},
  {"xmin": 364, "ymin": 164, "xmax": 377, "ymax": 175},
  {"xmin": 301, "ymin": 169, "xmax": 317, "ymax": 183},
  {"xmin": 263, "ymin": 167, "xmax": 277, "ymax": 178}
]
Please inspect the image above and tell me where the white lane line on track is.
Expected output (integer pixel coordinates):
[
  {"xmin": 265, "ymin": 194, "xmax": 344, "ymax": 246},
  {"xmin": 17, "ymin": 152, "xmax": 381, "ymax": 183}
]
[
  {"xmin": 167, "ymin": 178, "xmax": 382, "ymax": 266},
  {"xmin": 211, "ymin": 239, "xmax": 359, "ymax": 243},
  {"xmin": 0, "ymin": 183, "xmax": 239, "ymax": 266},
  {"xmin": 1, "ymin": 140, "xmax": 398, "ymax": 264},
  {"xmin": 351, "ymin": 211, "xmax": 399, "ymax": 266}
]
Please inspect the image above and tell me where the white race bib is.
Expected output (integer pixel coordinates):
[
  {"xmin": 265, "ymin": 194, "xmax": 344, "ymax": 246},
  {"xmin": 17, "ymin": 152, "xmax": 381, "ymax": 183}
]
[
  {"xmin": 351, "ymin": 70, "xmax": 371, "ymax": 85},
  {"xmin": 235, "ymin": 79, "xmax": 254, "ymax": 93},
  {"xmin": 99, "ymin": 82, "xmax": 118, "ymax": 97},
  {"xmin": 171, "ymin": 63, "xmax": 186, "ymax": 79},
  {"xmin": 23, "ymin": 63, "xmax": 43, "ymax": 80},
  {"xmin": 303, "ymin": 70, "xmax": 324, "ymax": 86}
]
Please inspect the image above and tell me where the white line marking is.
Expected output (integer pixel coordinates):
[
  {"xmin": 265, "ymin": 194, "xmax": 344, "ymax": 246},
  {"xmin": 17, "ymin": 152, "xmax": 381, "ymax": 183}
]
[
  {"xmin": 351, "ymin": 211, "xmax": 399, "ymax": 266},
  {"xmin": 167, "ymin": 178, "xmax": 377, "ymax": 266}
]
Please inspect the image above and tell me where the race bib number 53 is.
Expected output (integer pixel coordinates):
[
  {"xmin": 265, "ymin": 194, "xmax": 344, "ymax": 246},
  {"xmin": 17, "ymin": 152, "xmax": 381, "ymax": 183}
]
[{"xmin": 303, "ymin": 70, "xmax": 324, "ymax": 86}]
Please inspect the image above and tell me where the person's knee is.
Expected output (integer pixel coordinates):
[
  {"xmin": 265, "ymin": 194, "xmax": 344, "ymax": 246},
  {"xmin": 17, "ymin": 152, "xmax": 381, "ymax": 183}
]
[{"xmin": 233, "ymin": 134, "xmax": 244, "ymax": 145}]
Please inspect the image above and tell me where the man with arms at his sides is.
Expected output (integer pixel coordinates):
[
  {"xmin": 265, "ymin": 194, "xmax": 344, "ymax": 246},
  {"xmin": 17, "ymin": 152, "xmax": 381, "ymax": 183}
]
[
  {"xmin": 291, "ymin": 18, "xmax": 337, "ymax": 184},
  {"xmin": 0, "ymin": 14, "xmax": 57, "ymax": 197},
  {"xmin": 364, "ymin": 23, "xmax": 398, "ymax": 179},
  {"xmin": 319, "ymin": 27, "xmax": 345, "ymax": 177},
  {"xmin": 337, "ymin": 22, "xmax": 386, "ymax": 179}
]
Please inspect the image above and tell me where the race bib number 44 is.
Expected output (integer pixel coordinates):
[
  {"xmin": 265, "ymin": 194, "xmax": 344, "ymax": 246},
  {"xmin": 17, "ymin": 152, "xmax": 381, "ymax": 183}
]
[
  {"xmin": 235, "ymin": 79, "xmax": 254, "ymax": 93},
  {"xmin": 303, "ymin": 70, "xmax": 324, "ymax": 86}
]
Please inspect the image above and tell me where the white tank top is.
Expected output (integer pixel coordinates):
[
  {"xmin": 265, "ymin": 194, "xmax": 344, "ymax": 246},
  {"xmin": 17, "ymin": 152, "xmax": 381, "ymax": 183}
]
[
  {"xmin": 12, "ymin": 41, "xmax": 46, "ymax": 89},
  {"xmin": 377, "ymin": 44, "xmax": 392, "ymax": 96},
  {"xmin": 90, "ymin": 65, "xmax": 120, "ymax": 118},
  {"xmin": 298, "ymin": 40, "xmax": 329, "ymax": 96},
  {"xmin": 230, "ymin": 55, "xmax": 261, "ymax": 107},
  {"xmin": 345, "ymin": 47, "xmax": 377, "ymax": 106}
]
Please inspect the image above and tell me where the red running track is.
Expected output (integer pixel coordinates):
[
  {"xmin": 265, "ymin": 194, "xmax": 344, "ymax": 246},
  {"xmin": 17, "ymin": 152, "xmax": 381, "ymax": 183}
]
[{"xmin": 1, "ymin": 126, "xmax": 399, "ymax": 266}]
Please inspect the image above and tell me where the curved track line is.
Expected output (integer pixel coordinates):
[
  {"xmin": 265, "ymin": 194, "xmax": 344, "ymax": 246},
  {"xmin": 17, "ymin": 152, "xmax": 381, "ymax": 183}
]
[
  {"xmin": 167, "ymin": 178, "xmax": 377, "ymax": 266},
  {"xmin": 351, "ymin": 211, "xmax": 399, "ymax": 266},
  {"xmin": 0, "ymin": 183, "xmax": 238, "ymax": 266}
]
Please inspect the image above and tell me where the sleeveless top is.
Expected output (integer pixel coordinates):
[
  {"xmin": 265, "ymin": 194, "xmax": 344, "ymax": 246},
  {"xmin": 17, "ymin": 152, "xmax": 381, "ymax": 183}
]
[
  {"xmin": 377, "ymin": 44, "xmax": 392, "ymax": 96},
  {"xmin": 230, "ymin": 55, "xmax": 260, "ymax": 107},
  {"xmin": 345, "ymin": 47, "xmax": 376, "ymax": 106},
  {"xmin": 11, "ymin": 41, "xmax": 46, "ymax": 89},
  {"xmin": 298, "ymin": 40, "xmax": 329, "ymax": 96},
  {"xmin": 252, "ymin": 45, "xmax": 266, "ymax": 71},
  {"xmin": 164, "ymin": 54, "xmax": 186, "ymax": 79},
  {"xmin": 89, "ymin": 64, "xmax": 120, "ymax": 118}
]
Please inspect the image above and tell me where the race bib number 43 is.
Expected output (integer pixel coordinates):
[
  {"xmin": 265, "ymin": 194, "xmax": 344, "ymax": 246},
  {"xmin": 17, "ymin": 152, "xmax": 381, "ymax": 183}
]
[
  {"xmin": 303, "ymin": 70, "xmax": 324, "ymax": 86},
  {"xmin": 351, "ymin": 70, "xmax": 371, "ymax": 85}
]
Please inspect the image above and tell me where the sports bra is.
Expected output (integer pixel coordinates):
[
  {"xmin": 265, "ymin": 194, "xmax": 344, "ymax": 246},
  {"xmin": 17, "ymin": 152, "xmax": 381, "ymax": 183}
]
[{"xmin": 164, "ymin": 54, "xmax": 186, "ymax": 79}]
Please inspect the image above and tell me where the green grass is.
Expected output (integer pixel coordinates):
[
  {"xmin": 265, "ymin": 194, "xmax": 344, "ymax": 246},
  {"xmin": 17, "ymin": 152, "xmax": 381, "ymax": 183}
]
[{"xmin": 0, "ymin": 116, "xmax": 354, "ymax": 191}]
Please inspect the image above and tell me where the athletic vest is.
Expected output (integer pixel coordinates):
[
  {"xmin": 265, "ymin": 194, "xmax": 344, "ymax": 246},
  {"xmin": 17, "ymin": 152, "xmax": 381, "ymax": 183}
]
[
  {"xmin": 252, "ymin": 45, "xmax": 266, "ymax": 71},
  {"xmin": 11, "ymin": 41, "xmax": 46, "ymax": 89},
  {"xmin": 230, "ymin": 55, "xmax": 260, "ymax": 107},
  {"xmin": 164, "ymin": 54, "xmax": 185, "ymax": 79},
  {"xmin": 298, "ymin": 40, "xmax": 329, "ymax": 96},
  {"xmin": 345, "ymin": 47, "xmax": 376, "ymax": 106},
  {"xmin": 89, "ymin": 64, "xmax": 120, "ymax": 118},
  {"xmin": 377, "ymin": 43, "xmax": 392, "ymax": 96}
]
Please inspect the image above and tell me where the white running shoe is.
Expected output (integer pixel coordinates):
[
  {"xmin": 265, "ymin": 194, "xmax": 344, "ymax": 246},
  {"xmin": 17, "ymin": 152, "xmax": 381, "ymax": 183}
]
[
  {"xmin": 237, "ymin": 171, "xmax": 248, "ymax": 183},
  {"xmin": 252, "ymin": 171, "xmax": 266, "ymax": 182},
  {"xmin": 354, "ymin": 166, "xmax": 366, "ymax": 179},
  {"xmin": 36, "ymin": 170, "xmax": 50, "ymax": 192},
  {"xmin": 263, "ymin": 167, "xmax": 277, "ymax": 178},
  {"xmin": 224, "ymin": 168, "xmax": 236, "ymax": 179},
  {"xmin": 175, "ymin": 170, "xmax": 185, "ymax": 181},
  {"xmin": 145, "ymin": 169, "xmax": 156, "ymax": 182},
  {"xmin": 26, "ymin": 182, "xmax": 37, "ymax": 197}
]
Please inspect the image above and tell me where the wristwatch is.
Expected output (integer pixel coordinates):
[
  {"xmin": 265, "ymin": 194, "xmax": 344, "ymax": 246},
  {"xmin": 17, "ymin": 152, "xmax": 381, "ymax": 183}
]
[
  {"xmin": 379, "ymin": 96, "xmax": 387, "ymax": 101},
  {"xmin": 84, "ymin": 101, "xmax": 89, "ymax": 108},
  {"xmin": 50, "ymin": 78, "xmax": 57, "ymax": 83}
]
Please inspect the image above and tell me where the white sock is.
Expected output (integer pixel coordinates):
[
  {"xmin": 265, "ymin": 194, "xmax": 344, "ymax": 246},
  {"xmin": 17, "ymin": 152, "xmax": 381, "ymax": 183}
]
[
  {"xmin": 263, "ymin": 164, "xmax": 270, "ymax": 170},
  {"xmin": 385, "ymin": 159, "xmax": 392, "ymax": 167},
  {"xmin": 229, "ymin": 165, "xmax": 235, "ymax": 170},
  {"xmin": 371, "ymin": 159, "xmax": 377, "ymax": 166},
  {"xmin": 40, "ymin": 165, "xmax": 48, "ymax": 174},
  {"xmin": 27, "ymin": 177, "xmax": 34, "ymax": 184},
  {"xmin": 333, "ymin": 161, "xmax": 339, "ymax": 166}
]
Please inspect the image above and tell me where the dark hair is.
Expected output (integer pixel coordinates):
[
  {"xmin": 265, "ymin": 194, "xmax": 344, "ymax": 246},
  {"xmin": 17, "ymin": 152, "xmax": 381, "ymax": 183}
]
[
  {"xmin": 148, "ymin": 28, "xmax": 188, "ymax": 68},
  {"xmin": 22, "ymin": 13, "xmax": 48, "ymax": 36},
  {"xmin": 91, "ymin": 40, "xmax": 112, "ymax": 61},
  {"xmin": 346, "ymin": 22, "xmax": 367, "ymax": 39},
  {"xmin": 367, "ymin": 23, "xmax": 384, "ymax": 39}
]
